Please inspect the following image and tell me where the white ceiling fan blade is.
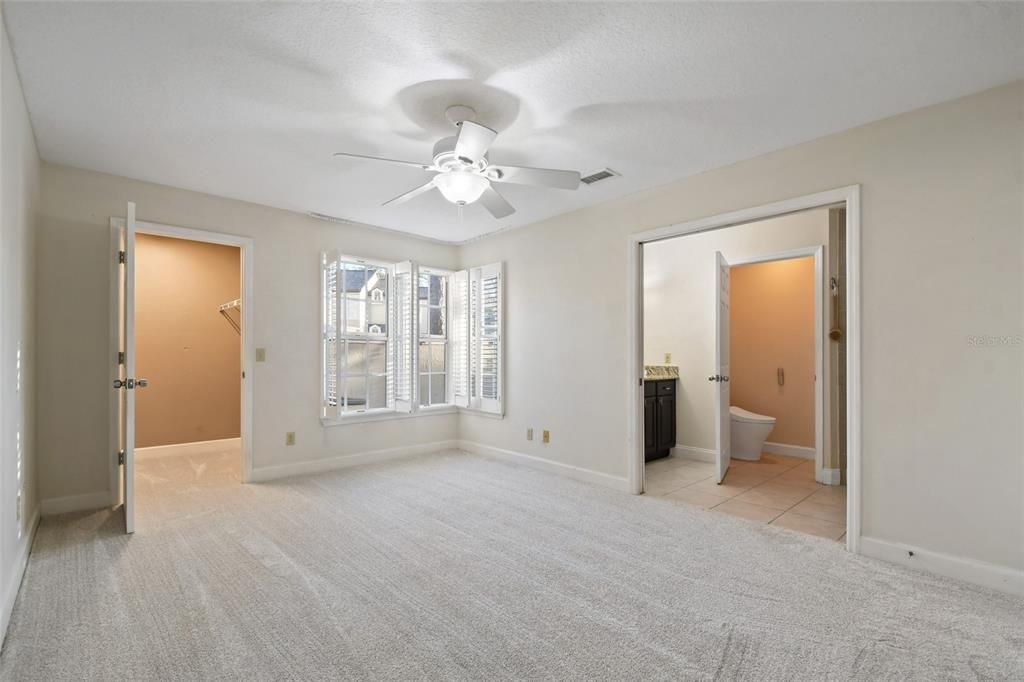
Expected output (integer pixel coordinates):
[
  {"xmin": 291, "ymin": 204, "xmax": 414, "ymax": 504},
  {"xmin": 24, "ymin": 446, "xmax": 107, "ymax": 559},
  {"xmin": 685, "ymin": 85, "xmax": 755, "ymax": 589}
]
[
  {"xmin": 478, "ymin": 185, "xmax": 515, "ymax": 219},
  {"xmin": 488, "ymin": 165, "xmax": 581, "ymax": 190},
  {"xmin": 454, "ymin": 121, "xmax": 497, "ymax": 163},
  {"xmin": 382, "ymin": 179, "xmax": 437, "ymax": 206},
  {"xmin": 334, "ymin": 152, "xmax": 433, "ymax": 171}
]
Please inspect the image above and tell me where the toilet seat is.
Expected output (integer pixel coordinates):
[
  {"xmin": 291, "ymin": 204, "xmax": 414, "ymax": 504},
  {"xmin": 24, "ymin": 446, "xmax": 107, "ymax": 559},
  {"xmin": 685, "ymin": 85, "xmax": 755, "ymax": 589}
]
[{"xmin": 729, "ymin": 406, "xmax": 775, "ymax": 424}]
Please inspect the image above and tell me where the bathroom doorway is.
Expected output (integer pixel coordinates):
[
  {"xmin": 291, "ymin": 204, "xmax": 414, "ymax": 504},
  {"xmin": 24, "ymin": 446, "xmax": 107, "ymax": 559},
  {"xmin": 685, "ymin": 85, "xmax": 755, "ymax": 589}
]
[
  {"xmin": 725, "ymin": 247, "xmax": 824, "ymax": 480},
  {"xmin": 629, "ymin": 187, "xmax": 859, "ymax": 549}
]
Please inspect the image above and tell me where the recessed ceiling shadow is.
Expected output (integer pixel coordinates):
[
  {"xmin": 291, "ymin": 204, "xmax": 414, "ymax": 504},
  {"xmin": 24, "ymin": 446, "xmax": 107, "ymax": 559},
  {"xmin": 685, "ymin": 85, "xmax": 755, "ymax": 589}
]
[{"xmin": 396, "ymin": 79, "xmax": 521, "ymax": 138}]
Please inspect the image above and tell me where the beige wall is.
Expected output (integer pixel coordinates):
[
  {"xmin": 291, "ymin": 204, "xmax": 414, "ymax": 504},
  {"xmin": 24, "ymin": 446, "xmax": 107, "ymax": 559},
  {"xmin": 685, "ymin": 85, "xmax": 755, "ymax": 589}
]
[
  {"xmin": 730, "ymin": 257, "xmax": 815, "ymax": 447},
  {"xmin": 1, "ymin": 14, "xmax": 41, "ymax": 636},
  {"xmin": 642, "ymin": 210, "xmax": 829, "ymax": 453},
  {"xmin": 135, "ymin": 234, "xmax": 240, "ymax": 448},
  {"xmin": 462, "ymin": 81, "xmax": 1024, "ymax": 574},
  {"xmin": 36, "ymin": 163, "xmax": 460, "ymax": 503},
  {"xmin": 29, "ymin": 78, "xmax": 1024, "ymax": 582}
]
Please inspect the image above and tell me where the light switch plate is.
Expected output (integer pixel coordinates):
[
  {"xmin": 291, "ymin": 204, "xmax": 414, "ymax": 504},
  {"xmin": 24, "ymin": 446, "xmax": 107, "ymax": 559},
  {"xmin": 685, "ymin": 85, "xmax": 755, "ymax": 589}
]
[
  {"xmin": 255, "ymin": 348, "xmax": 266, "ymax": 362},
  {"xmin": 285, "ymin": 432, "xmax": 295, "ymax": 446},
  {"xmin": 542, "ymin": 430, "xmax": 550, "ymax": 444},
  {"xmin": 527, "ymin": 428, "xmax": 533, "ymax": 441}
]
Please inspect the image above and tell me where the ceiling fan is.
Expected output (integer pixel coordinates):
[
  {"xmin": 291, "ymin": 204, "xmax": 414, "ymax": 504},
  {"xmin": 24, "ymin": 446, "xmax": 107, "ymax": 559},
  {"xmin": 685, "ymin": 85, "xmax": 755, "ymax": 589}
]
[{"xmin": 333, "ymin": 105, "xmax": 581, "ymax": 219}]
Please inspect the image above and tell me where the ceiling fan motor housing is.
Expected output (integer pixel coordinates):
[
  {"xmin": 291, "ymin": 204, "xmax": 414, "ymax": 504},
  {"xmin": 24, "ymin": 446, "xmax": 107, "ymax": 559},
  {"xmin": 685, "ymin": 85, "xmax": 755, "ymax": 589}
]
[{"xmin": 432, "ymin": 136, "xmax": 488, "ymax": 172}]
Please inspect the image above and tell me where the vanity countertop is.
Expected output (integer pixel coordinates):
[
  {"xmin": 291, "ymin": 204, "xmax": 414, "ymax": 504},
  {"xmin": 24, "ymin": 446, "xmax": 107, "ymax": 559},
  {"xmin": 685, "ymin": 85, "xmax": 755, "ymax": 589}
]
[{"xmin": 644, "ymin": 364, "xmax": 679, "ymax": 380}]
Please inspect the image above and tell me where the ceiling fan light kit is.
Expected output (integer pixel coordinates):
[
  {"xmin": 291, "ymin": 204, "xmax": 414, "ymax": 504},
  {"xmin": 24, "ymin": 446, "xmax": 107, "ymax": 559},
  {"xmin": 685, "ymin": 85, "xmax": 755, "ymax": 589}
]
[
  {"xmin": 434, "ymin": 171, "xmax": 489, "ymax": 205},
  {"xmin": 333, "ymin": 104, "xmax": 582, "ymax": 219}
]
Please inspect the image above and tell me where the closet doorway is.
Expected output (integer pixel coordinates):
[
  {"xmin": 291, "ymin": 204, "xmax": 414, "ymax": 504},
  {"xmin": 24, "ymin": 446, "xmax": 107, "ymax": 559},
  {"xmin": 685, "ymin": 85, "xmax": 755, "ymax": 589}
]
[{"xmin": 109, "ymin": 212, "xmax": 253, "ymax": 532}]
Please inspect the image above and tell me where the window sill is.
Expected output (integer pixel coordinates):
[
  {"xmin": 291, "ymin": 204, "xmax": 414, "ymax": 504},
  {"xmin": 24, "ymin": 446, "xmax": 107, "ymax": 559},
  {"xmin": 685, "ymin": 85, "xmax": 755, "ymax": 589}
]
[
  {"xmin": 321, "ymin": 406, "xmax": 458, "ymax": 427},
  {"xmin": 457, "ymin": 407, "xmax": 505, "ymax": 420},
  {"xmin": 420, "ymin": 404, "xmax": 456, "ymax": 413}
]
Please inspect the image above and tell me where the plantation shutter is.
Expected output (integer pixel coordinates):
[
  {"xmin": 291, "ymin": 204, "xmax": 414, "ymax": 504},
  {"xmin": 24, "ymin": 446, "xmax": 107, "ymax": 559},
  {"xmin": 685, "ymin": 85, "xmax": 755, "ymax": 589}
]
[
  {"xmin": 469, "ymin": 270, "xmax": 479, "ymax": 403},
  {"xmin": 393, "ymin": 261, "xmax": 415, "ymax": 413},
  {"xmin": 450, "ymin": 269, "xmax": 470, "ymax": 408},
  {"xmin": 321, "ymin": 252, "xmax": 341, "ymax": 420},
  {"xmin": 476, "ymin": 263, "xmax": 503, "ymax": 414}
]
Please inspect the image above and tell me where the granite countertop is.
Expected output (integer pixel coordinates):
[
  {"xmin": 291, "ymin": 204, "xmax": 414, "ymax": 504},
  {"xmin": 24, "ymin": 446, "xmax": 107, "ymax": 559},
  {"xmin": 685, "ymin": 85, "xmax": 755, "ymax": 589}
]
[{"xmin": 644, "ymin": 364, "xmax": 679, "ymax": 380}]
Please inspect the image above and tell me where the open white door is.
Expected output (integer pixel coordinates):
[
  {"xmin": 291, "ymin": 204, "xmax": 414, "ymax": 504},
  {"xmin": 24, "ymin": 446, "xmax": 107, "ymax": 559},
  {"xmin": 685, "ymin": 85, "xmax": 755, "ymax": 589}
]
[
  {"xmin": 114, "ymin": 202, "xmax": 138, "ymax": 533},
  {"xmin": 713, "ymin": 251, "xmax": 731, "ymax": 484}
]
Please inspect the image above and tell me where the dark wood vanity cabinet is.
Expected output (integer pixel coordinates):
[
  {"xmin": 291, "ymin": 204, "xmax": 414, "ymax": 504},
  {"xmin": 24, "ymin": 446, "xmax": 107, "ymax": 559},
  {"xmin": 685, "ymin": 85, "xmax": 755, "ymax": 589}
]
[{"xmin": 644, "ymin": 379, "xmax": 677, "ymax": 462}]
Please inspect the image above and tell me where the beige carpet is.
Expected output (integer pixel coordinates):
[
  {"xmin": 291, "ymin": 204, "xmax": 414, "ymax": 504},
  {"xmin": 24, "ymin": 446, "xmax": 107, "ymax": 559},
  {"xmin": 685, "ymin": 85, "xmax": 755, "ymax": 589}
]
[{"xmin": 2, "ymin": 448, "xmax": 1022, "ymax": 680}]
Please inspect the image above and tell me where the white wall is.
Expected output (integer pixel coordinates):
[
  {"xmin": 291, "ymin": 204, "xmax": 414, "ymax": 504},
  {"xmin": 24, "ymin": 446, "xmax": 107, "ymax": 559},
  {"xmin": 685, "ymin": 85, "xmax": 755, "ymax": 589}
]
[
  {"xmin": 0, "ymin": 13, "xmax": 40, "ymax": 640},
  {"xmin": 36, "ymin": 164, "xmax": 460, "ymax": 506},
  {"xmin": 643, "ymin": 209, "xmax": 828, "ymax": 453},
  {"xmin": 461, "ymin": 81, "xmax": 1024, "ymax": 577}
]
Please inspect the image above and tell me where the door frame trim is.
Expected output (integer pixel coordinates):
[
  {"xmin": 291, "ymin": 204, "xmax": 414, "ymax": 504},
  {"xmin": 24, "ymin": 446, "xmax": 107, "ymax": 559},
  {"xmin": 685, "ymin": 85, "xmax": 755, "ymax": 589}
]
[
  {"xmin": 727, "ymin": 245, "xmax": 825, "ymax": 485},
  {"xmin": 627, "ymin": 185, "xmax": 861, "ymax": 553},
  {"xmin": 108, "ymin": 218, "xmax": 255, "ymax": 502}
]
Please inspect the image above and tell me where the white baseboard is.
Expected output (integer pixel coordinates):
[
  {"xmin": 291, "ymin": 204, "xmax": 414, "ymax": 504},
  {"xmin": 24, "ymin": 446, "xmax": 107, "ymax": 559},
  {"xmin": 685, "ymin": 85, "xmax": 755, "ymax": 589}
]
[
  {"xmin": 818, "ymin": 468, "xmax": 841, "ymax": 485},
  {"xmin": 763, "ymin": 441, "xmax": 815, "ymax": 459},
  {"xmin": 249, "ymin": 439, "xmax": 458, "ymax": 483},
  {"xmin": 1, "ymin": 508, "xmax": 40, "ymax": 645},
  {"xmin": 860, "ymin": 536, "xmax": 1024, "ymax": 597},
  {"xmin": 136, "ymin": 437, "xmax": 240, "ymax": 460},
  {"xmin": 40, "ymin": 490, "xmax": 112, "ymax": 516},
  {"xmin": 458, "ymin": 440, "xmax": 630, "ymax": 492},
  {"xmin": 672, "ymin": 445, "xmax": 716, "ymax": 463}
]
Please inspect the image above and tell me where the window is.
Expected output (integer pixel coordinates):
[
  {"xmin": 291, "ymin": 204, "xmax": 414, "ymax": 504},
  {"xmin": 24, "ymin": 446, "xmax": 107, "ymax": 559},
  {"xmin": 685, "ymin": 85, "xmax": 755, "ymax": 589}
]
[
  {"xmin": 322, "ymin": 255, "xmax": 502, "ymax": 422},
  {"xmin": 322, "ymin": 254, "xmax": 392, "ymax": 418},
  {"xmin": 418, "ymin": 268, "xmax": 449, "ymax": 407},
  {"xmin": 450, "ymin": 263, "xmax": 503, "ymax": 414},
  {"xmin": 467, "ymin": 263, "xmax": 503, "ymax": 413}
]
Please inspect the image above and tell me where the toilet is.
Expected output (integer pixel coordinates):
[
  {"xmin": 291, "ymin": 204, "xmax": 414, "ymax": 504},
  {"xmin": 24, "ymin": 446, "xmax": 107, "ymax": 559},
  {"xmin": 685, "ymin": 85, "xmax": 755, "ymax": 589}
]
[{"xmin": 729, "ymin": 406, "xmax": 776, "ymax": 461}]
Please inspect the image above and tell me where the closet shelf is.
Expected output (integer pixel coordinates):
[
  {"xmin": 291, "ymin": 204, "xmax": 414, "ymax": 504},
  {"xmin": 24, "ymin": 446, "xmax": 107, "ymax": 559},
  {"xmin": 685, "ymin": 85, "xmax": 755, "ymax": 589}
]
[{"xmin": 219, "ymin": 298, "xmax": 241, "ymax": 334}]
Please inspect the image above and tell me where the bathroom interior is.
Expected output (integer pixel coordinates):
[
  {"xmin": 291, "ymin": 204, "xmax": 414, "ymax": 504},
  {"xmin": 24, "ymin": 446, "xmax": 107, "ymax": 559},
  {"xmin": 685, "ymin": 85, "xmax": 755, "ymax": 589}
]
[{"xmin": 641, "ymin": 207, "xmax": 848, "ymax": 541}]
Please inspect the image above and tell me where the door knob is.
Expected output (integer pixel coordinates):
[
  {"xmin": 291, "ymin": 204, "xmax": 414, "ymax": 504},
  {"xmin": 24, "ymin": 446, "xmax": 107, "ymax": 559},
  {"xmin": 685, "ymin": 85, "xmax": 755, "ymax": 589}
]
[
  {"xmin": 708, "ymin": 375, "xmax": 719, "ymax": 382},
  {"xmin": 112, "ymin": 378, "xmax": 147, "ymax": 389},
  {"xmin": 722, "ymin": 376, "xmax": 730, "ymax": 382}
]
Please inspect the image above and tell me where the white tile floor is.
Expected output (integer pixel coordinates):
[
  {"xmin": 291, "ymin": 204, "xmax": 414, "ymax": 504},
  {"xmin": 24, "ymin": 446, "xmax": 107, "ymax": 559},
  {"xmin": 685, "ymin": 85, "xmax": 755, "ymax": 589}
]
[{"xmin": 645, "ymin": 453, "xmax": 847, "ymax": 541}]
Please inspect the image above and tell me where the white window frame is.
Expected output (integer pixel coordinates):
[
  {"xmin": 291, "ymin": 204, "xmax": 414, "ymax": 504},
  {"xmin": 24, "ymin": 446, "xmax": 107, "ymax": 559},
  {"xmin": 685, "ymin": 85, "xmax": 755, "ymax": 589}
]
[
  {"xmin": 320, "ymin": 255, "xmax": 502, "ymax": 425},
  {"xmin": 417, "ymin": 266, "xmax": 454, "ymax": 410},
  {"xmin": 321, "ymin": 252, "xmax": 395, "ymax": 422}
]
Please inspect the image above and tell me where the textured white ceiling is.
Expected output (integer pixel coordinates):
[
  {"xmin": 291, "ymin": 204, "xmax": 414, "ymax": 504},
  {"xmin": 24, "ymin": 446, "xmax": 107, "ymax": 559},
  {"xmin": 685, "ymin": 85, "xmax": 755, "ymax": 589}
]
[{"xmin": 5, "ymin": 2, "xmax": 1023, "ymax": 242}]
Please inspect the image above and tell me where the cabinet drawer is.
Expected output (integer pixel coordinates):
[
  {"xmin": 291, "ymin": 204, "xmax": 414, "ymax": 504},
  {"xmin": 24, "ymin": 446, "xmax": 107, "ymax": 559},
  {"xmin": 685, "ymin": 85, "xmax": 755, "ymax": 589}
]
[{"xmin": 656, "ymin": 381, "xmax": 676, "ymax": 396}]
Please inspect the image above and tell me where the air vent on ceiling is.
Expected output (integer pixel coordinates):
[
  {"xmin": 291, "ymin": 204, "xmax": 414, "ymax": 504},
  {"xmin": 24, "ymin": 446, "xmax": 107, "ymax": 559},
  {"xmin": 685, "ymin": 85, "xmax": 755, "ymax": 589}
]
[
  {"xmin": 308, "ymin": 212, "xmax": 355, "ymax": 225},
  {"xmin": 580, "ymin": 168, "xmax": 620, "ymax": 185}
]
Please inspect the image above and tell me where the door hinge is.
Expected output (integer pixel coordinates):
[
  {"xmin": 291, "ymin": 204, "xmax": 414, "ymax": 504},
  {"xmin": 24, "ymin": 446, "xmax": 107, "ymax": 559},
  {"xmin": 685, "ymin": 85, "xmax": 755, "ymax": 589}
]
[
  {"xmin": 117, "ymin": 351, "xmax": 125, "ymax": 365},
  {"xmin": 118, "ymin": 250, "xmax": 126, "ymax": 264},
  {"xmin": 117, "ymin": 450, "xmax": 125, "ymax": 465}
]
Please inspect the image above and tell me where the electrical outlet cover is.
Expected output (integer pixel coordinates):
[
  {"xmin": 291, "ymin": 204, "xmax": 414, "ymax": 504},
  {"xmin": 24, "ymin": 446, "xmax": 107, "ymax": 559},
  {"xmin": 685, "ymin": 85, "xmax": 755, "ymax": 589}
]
[{"xmin": 527, "ymin": 428, "xmax": 534, "ymax": 441}]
